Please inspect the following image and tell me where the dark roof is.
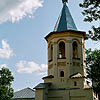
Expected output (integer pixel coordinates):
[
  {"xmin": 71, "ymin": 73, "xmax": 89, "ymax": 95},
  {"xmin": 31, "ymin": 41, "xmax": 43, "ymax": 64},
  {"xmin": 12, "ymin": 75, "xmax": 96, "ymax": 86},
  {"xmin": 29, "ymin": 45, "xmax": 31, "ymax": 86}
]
[
  {"xmin": 34, "ymin": 83, "xmax": 51, "ymax": 89},
  {"xmin": 54, "ymin": 2, "xmax": 77, "ymax": 32},
  {"xmin": 12, "ymin": 87, "xmax": 35, "ymax": 99},
  {"xmin": 42, "ymin": 75, "xmax": 54, "ymax": 79}
]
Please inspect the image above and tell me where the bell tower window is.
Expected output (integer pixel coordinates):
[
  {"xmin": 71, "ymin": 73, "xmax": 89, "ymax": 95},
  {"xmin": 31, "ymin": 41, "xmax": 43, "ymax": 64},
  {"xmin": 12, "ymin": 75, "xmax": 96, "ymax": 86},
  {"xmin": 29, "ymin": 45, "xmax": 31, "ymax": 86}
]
[
  {"xmin": 58, "ymin": 41, "xmax": 65, "ymax": 58},
  {"xmin": 72, "ymin": 41, "xmax": 78, "ymax": 58},
  {"xmin": 60, "ymin": 71, "xmax": 64, "ymax": 77}
]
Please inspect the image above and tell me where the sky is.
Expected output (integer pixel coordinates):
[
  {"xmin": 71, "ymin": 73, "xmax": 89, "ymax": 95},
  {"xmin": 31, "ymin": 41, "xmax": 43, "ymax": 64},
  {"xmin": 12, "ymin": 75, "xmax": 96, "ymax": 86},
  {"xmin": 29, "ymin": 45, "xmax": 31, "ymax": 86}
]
[{"xmin": 0, "ymin": 0, "xmax": 100, "ymax": 91}]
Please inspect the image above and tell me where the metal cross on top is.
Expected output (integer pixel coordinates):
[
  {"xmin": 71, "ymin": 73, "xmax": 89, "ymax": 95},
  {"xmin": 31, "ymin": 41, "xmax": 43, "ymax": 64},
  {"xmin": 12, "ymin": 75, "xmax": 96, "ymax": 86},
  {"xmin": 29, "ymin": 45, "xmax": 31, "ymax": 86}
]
[{"xmin": 62, "ymin": 0, "xmax": 68, "ymax": 3}]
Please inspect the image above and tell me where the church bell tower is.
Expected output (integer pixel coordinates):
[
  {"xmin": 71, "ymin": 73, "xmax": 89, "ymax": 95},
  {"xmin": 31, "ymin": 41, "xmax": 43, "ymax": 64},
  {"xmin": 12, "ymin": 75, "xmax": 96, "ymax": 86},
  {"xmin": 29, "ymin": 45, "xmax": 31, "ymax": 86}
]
[
  {"xmin": 34, "ymin": 1, "xmax": 97, "ymax": 100},
  {"xmin": 45, "ymin": 0, "xmax": 87, "ymax": 89}
]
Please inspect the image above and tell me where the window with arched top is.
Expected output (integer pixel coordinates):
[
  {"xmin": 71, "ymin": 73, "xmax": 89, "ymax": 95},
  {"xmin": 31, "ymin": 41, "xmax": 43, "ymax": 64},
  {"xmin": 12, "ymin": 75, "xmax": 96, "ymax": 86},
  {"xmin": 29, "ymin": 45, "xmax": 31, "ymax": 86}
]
[
  {"xmin": 60, "ymin": 71, "xmax": 64, "ymax": 77},
  {"xmin": 58, "ymin": 41, "xmax": 65, "ymax": 58},
  {"xmin": 51, "ymin": 44, "xmax": 53, "ymax": 60},
  {"xmin": 72, "ymin": 41, "xmax": 78, "ymax": 58}
]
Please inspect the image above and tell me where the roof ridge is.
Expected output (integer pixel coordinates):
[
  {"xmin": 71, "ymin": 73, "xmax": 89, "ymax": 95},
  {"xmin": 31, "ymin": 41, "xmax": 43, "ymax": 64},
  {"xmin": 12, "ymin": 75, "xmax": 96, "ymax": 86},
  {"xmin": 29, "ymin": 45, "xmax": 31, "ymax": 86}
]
[{"xmin": 15, "ymin": 87, "xmax": 34, "ymax": 93}]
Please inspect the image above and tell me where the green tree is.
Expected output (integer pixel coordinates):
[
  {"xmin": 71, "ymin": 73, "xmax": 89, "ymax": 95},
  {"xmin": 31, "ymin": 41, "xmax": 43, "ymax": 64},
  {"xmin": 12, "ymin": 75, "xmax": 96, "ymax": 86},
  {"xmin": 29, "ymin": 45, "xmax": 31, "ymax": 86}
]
[
  {"xmin": 80, "ymin": 0, "xmax": 100, "ymax": 41},
  {"xmin": 86, "ymin": 49, "xmax": 100, "ymax": 99},
  {"xmin": 0, "ymin": 67, "xmax": 14, "ymax": 100}
]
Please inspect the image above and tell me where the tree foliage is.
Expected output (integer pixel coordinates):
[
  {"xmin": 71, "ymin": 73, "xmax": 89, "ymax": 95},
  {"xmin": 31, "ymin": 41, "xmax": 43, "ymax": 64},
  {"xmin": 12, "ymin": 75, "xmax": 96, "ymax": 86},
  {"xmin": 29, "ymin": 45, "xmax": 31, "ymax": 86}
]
[
  {"xmin": 0, "ymin": 67, "xmax": 14, "ymax": 100},
  {"xmin": 80, "ymin": 0, "xmax": 100, "ymax": 41},
  {"xmin": 86, "ymin": 49, "xmax": 100, "ymax": 94}
]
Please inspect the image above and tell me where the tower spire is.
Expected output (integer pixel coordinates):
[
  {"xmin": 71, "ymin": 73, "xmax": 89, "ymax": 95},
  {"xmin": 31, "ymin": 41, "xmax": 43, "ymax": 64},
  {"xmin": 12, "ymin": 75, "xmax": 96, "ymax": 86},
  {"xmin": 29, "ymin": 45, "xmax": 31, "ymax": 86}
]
[
  {"xmin": 54, "ymin": 0, "xmax": 77, "ymax": 31},
  {"xmin": 62, "ymin": 0, "xmax": 68, "ymax": 3}
]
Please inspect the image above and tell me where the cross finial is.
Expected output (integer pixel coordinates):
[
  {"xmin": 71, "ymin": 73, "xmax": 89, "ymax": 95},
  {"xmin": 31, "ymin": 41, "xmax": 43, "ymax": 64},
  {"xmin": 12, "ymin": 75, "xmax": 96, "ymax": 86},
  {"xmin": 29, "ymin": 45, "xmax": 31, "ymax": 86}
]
[{"xmin": 62, "ymin": 0, "xmax": 68, "ymax": 3}]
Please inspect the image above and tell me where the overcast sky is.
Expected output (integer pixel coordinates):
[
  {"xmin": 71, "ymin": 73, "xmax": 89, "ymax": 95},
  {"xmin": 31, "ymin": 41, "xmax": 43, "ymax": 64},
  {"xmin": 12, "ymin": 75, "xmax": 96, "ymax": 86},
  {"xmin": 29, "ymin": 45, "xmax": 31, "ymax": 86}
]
[{"xmin": 0, "ymin": 0, "xmax": 99, "ymax": 91}]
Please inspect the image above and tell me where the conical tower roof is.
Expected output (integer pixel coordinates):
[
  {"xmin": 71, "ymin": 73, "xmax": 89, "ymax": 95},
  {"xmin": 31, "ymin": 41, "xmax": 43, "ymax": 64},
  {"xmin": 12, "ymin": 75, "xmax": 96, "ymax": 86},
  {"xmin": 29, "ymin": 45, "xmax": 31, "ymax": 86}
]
[{"xmin": 54, "ymin": 2, "xmax": 77, "ymax": 32}]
